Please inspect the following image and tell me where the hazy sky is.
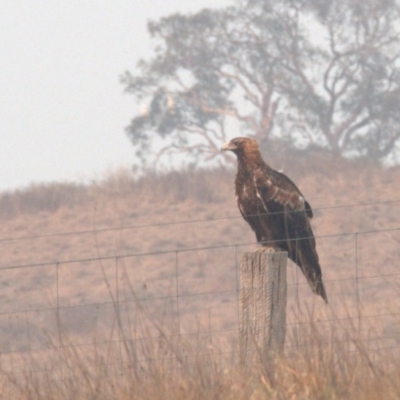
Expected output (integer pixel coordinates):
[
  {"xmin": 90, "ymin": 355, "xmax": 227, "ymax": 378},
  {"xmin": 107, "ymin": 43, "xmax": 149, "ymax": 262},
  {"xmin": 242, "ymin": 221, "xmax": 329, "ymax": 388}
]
[{"xmin": 0, "ymin": 0, "xmax": 231, "ymax": 192}]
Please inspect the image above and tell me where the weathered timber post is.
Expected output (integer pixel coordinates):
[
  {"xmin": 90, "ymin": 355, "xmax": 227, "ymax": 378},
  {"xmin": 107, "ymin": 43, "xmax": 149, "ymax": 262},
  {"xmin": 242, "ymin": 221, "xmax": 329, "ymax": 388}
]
[{"xmin": 239, "ymin": 250, "xmax": 287, "ymax": 368}]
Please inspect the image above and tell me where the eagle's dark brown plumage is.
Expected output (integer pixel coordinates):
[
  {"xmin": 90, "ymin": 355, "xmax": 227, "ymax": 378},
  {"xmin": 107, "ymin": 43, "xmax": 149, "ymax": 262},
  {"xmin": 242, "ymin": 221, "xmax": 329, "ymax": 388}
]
[{"xmin": 222, "ymin": 137, "xmax": 328, "ymax": 303}]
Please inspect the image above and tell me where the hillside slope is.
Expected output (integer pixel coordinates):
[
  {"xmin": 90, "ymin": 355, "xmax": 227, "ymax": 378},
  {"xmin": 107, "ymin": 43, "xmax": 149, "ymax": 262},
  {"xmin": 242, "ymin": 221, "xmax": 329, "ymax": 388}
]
[{"xmin": 0, "ymin": 159, "xmax": 399, "ymax": 369}]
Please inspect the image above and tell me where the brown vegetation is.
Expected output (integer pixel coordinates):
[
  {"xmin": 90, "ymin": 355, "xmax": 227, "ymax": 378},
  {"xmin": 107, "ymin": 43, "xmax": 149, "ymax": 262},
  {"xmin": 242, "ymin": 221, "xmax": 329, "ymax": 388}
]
[
  {"xmin": 1, "ymin": 306, "xmax": 400, "ymax": 400},
  {"xmin": 0, "ymin": 154, "xmax": 399, "ymax": 398}
]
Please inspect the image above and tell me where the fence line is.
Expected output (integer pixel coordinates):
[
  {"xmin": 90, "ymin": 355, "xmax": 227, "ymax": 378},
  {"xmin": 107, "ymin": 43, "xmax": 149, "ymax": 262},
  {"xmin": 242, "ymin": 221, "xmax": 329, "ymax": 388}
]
[
  {"xmin": 0, "ymin": 228, "xmax": 399, "ymax": 314},
  {"xmin": 7, "ymin": 342, "xmax": 400, "ymax": 386},
  {"xmin": 1, "ymin": 198, "xmax": 400, "ymax": 244},
  {"xmin": 3, "ymin": 325, "xmax": 399, "ymax": 359},
  {"xmin": 1, "ymin": 285, "xmax": 400, "ymax": 326},
  {"xmin": 0, "ymin": 209, "xmax": 399, "ymax": 375},
  {"xmin": 1, "ymin": 225, "xmax": 400, "ymax": 272},
  {"xmin": 2, "ymin": 319, "xmax": 400, "ymax": 368}
]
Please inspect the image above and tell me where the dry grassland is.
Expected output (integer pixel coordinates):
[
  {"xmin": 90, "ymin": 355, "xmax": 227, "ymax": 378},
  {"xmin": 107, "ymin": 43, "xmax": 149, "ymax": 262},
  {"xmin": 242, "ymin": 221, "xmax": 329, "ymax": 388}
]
[{"xmin": 0, "ymin": 154, "xmax": 399, "ymax": 398}]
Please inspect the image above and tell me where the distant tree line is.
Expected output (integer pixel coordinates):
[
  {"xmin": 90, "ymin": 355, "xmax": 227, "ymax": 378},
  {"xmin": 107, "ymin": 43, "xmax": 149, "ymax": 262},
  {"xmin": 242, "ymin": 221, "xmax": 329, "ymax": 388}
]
[{"xmin": 121, "ymin": 0, "xmax": 400, "ymax": 167}]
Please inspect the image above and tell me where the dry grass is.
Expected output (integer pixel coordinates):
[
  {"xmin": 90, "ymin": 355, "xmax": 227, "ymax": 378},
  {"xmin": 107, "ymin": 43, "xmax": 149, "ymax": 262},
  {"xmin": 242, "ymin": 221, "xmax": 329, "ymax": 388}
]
[
  {"xmin": 0, "ymin": 167, "xmax": 231, "ymax": 221},
  {"xmin": 0, "ymin": 153, "xmax": 400, "ymax": 398},
  {"xmin": 1, "ymin": 301, "xmax": 399, "ymax": 400}
]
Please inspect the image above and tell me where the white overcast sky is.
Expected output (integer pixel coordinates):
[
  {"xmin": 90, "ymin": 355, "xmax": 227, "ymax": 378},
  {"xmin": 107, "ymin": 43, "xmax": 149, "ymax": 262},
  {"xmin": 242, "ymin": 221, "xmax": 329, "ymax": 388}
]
[{"xmin": 0, "ymin": 0, "xmax": 231, "ymax": 192}]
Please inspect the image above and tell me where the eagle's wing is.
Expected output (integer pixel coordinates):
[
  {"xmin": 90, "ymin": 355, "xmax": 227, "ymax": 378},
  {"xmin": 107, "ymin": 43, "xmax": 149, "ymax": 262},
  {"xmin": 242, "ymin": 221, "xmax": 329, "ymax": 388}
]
[
  {"xmin": 253, "ymin": 168, "xmax": 313, "ymax": 219},
  {"xmin": 253, "ymin": 167, "xmax": 328, "ymax": 303}
]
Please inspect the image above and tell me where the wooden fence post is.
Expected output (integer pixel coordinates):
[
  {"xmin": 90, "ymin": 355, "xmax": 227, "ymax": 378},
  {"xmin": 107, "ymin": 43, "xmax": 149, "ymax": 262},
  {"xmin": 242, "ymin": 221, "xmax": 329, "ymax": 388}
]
[{"xmin": 239, "ymin": 250, "xmax": 287, "ymax": 368}]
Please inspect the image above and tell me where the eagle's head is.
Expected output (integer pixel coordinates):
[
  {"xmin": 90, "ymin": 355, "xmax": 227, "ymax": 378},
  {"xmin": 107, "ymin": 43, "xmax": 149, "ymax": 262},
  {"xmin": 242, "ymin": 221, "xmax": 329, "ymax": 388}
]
[{"xmin": 221, "ymin": 137, "xmax": 260, "ymax": 156}]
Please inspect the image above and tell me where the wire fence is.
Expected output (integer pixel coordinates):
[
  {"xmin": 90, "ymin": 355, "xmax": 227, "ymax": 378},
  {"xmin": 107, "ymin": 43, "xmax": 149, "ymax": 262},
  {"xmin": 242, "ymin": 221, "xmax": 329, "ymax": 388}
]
[{"xmin": 0, "ymin": 199, "xmax": 399, "ymax": 378}]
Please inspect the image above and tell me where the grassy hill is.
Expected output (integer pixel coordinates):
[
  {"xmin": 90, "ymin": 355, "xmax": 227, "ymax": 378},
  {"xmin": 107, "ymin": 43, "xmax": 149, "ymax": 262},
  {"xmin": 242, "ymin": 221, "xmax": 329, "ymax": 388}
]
[{"xmin": 0, "ymin": 155, "xmax": 400, "ymax": 398}]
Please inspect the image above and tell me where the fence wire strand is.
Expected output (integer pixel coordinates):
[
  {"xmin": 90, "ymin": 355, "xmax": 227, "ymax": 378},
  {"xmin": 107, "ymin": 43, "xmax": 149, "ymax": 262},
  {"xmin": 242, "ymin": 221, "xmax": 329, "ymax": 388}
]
[{"xmin": 1, "ymin": 198, "xmax": 400, "ymax": 244}]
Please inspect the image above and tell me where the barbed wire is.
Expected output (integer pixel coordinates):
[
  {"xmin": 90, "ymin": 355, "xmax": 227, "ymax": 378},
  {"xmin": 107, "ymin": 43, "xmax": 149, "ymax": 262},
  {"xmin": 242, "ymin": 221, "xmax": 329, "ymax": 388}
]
[
  {"xmin": 1, "ymin": 225, "xmax": 399, "ymax": 271},
  {"xmin": 2, "ymin": 323, "xmax": 399, "ymax": 367},
  {"xmin": 1, "ymin": 198, "xmax": 400, "ymax": 244},
  {"xmin": 0, "ymin": 328, "xmax": 239, "ymax": 357},
  {"xmin": 3, "ymin": 270, "xmax": 400, "ymax": 319}
]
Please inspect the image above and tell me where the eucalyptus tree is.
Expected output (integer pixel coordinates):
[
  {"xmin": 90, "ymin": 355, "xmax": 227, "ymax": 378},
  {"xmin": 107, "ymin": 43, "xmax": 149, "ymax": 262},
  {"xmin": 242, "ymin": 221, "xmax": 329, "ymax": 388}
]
[
  {"xmin": 122, "ymin": 0, "xmax": 400, "ymax": 166},
  {"xmin": 279, "ymin": 0, "xmax": 400, "ymax": 160}
]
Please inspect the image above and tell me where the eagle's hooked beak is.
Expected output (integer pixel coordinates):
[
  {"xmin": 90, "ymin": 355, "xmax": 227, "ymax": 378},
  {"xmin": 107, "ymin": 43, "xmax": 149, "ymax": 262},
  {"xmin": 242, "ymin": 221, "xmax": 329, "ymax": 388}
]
[{"xmin": 221, "ymin": 141, "xmax": 236, "ymax": 152}]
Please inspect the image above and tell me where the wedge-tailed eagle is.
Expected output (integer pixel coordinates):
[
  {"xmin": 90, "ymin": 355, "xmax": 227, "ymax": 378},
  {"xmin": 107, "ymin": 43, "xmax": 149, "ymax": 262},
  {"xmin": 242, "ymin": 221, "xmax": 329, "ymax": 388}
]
[{"xmin": 221, "ymin": 137, "xmax": 327, "ymax": 303}]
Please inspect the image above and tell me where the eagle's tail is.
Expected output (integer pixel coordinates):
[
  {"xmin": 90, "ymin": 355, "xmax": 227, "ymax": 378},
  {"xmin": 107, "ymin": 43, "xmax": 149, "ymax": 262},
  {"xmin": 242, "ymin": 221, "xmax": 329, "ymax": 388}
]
[
  {"xmin": 292, "ymin": 245, "xmax": 328, "ymax": 303},
  {"xmin": 302, "ymin": 263, "xmax": 328, "ymax": 303},
  {"xmin": 314, "ymin": 277, "xmax": 328, "ymax": 304}
]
